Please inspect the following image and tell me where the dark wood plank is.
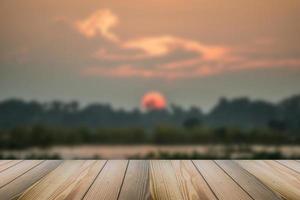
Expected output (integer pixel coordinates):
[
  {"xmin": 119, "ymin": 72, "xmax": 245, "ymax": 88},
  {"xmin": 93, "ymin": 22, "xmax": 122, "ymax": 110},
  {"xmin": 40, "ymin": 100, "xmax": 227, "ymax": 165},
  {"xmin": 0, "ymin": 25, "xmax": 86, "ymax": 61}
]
[
  {"xmin": 0, "ymin": 160, "xmax": 62, "ymax": 199},
  {"xmin": 118, "ymin": 160, "xmax": 150, "ymax": 200},
  {"xmin": 193, "ymin": 160, "xmax": 252, "ymax": 200},
  {"xmin": 83, "ymin": 160, "xmax": 128, "ymax": 200},
  {"xmin": 216, "ymin": 160, "xmax": 282, "ymax": 200}
]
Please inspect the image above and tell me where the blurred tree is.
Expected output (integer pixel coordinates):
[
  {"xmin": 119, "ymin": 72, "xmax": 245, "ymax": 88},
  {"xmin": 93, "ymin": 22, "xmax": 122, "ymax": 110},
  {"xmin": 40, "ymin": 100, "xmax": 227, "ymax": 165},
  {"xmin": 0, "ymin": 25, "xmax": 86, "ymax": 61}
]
[{"xmin": 183, "ymin": 117, "xmax": 201, "ymax": 129}]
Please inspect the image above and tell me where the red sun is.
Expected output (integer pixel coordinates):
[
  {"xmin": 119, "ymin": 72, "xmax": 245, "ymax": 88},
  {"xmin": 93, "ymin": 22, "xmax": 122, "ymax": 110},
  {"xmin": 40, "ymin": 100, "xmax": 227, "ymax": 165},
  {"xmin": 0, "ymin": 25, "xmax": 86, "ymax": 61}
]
[{"xmin": 141, "ymin": 91, "xmax": 167, "ymax": 110}]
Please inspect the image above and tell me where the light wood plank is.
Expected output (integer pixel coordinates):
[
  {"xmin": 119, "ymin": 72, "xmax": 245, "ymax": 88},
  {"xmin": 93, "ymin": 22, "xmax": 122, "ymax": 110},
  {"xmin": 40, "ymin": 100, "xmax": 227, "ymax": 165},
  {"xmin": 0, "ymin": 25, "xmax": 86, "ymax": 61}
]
[
  {"xmin": 150, "ymin": 160, "xmax": 216, "ymax": 200},
  {"xmin": 171, "ymin": 160, "xmax": 217, "ymax": 200},
  {"xmin": 83, "ymin": 160, "xmax": 128, "ymax": 200},
  {"xmin": 19, "ymin": 160, "xmax": 106, "ymax": 200},
  {"xmin": 0, "ymin": 160, "xmax": 23, "ymax": 173},
  {"xmin": 0, "ymin": 160, "xmax": 62, "ymax": 199},
  {"xmin": 0, "ymin": 160, "xmax": 42, "ymax": 188},
  {"xmin": 216, "ymin": 160, "xmax": 282, "ymax": 200},
  {"xmin": 193, "ymin": 160, "xmax": 252, "ymax": 200},
  {"xmin": 237, "ymin": 160, "xmax": 300, "ymax": 200},
  {"xmin": 118, "ymin": 160, "xmax": 150, "ymax": 200},
  {"xmin": 150, "ymin": 160, "xmax": 184, "ymax": 200},
  {"xmin": 0, "ymin": 160, "xmax": 13, "ymax": 166},
  {"xmin": 277, "ymin": 160, "xmax": 300, "ymax": 173},
  {"xmin": 0, "ymin": 159, "xmax": 297, "ymax": 200}
]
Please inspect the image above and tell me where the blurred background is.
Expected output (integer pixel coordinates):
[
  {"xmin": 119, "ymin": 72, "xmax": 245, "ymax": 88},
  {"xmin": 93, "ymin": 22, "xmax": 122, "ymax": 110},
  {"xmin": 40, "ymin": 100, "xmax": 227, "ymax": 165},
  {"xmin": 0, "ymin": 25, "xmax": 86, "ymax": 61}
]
[{"xmin": 1, "ymin": 0, "xmax": 300, "ymax": 159}]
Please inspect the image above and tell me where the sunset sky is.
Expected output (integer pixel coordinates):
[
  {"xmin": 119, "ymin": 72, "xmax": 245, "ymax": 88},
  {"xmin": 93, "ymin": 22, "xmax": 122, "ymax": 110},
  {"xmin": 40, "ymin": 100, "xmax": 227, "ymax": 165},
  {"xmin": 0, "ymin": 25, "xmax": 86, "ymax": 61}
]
[{"xmin": 0, "ymin": 0, "xmax": 300, "ymax": 111}]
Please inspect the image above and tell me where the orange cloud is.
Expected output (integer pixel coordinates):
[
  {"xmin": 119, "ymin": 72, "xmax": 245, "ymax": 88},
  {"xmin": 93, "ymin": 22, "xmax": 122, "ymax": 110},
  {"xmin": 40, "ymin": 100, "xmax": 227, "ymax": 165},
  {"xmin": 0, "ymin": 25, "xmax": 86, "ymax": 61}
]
[
  {"xmin": 93, "ymin": 35, "xmax": 228, "ymax": 62},
  {"xmin": 75, "ymin": 9, "xmax": 119, "ymax": 42},
  {"xmin": 82, "ymin": 58, "xmax": 300, "ymax": 80},
  {"xmin": 122, "ymin": 36, "xmax": 228, "ymax": 60},
  {"xmin": 75, "ymin": 10, "xmax": 228, "ymax": 61},
  {"xmin": 76, "ymin": 9, "xmax": 300, "ymax": 80}
]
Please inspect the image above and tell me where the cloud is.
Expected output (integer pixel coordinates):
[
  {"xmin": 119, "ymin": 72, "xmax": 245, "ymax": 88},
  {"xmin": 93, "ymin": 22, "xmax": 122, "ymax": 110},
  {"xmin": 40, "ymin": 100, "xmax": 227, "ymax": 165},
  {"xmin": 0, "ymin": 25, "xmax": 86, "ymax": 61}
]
[
  {"xmin": 75, "ymin": 9, "xmax": 120, "ymax": 42},
  {"xmin": 122, "ymin": 36, "xmax": 228, "ymax": 60},
  {"xmin": 93, "ymin": 35, "xmax": 228, "ymax": 62},
  {"xmin": 82, "ymin": 58, "xmax": 300, "ymax": 80},
  {"xmin": 76, "ymin": 9, "xmax": 300, "ymax": 80}
]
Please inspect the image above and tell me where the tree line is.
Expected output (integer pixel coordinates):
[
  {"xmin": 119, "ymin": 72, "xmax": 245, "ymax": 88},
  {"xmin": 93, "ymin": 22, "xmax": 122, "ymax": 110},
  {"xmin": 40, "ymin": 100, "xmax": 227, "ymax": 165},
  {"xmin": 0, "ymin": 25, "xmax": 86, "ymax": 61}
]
[{"xmin": 0, "ymin": 94, "xmax": 300, "ymax": 130}]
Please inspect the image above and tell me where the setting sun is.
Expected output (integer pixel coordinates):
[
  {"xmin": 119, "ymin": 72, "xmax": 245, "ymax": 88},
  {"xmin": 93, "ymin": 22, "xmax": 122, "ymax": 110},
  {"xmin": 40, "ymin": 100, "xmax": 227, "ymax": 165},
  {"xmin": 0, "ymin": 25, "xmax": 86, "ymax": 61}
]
[{"xmin": 141, "ymin": 91, "xmax": 167, "ymax": 110}]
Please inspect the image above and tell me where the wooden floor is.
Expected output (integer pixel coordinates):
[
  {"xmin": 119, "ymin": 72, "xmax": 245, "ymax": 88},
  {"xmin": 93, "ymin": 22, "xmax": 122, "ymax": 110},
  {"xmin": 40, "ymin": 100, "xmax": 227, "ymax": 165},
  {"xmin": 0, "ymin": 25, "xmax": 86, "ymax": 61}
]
[{"xmin": 0, "ymin": 160, "xmax": 300, "ymax": 200}]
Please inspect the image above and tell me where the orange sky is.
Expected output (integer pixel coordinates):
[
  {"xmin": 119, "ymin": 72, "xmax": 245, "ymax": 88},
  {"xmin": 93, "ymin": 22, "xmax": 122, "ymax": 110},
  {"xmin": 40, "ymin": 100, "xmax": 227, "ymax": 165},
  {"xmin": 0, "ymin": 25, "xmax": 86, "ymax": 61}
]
[
  {"xmin": 0, "ymin": 0, "xmax": 300, "ymax": 109},
  {"xmin": 72, "ymin": 4, "xmax": 300, "ymax": 79}
]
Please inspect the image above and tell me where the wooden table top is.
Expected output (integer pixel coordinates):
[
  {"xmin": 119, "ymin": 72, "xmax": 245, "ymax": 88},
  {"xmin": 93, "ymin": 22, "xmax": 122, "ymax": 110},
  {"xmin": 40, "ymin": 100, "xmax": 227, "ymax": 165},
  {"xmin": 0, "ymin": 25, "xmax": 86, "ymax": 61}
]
[{"xmin": 0, "ymin": 160, "xmax": 299, "ymax": 200}]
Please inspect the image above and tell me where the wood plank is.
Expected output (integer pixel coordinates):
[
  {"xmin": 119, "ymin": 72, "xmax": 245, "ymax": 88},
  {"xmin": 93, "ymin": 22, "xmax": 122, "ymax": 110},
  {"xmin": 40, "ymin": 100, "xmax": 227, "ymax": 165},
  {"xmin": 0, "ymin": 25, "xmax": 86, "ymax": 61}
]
[
  {"xmin": 216, "ymin": 160, "xmax": 282, "ymax": 200},
  {"xmin": 0, "ymin": 159, "xmax": 297, "ymax": 200},
  {"xmin": 0, "ymin": 160, "xmax": 62, "ymax": 199},
  {"xmin": 118, "ymin": 160, "xmax": 150, "ymax": 200},
  {"xmin": 171, "ymin": 160, "xmax": 217, "ymax": 200},
  {"xmin": 0, "ymin": 160, "xmax": 13, "ymax": 165},
  {"xmin": 276, "ymin": 160, "xmax": 300, "ymax": 173},
  {"xmin": 150, "ymin": 160, "xmax": 217, "ymax": 200},
  {"xmin": 0, "ymin": 160, "xmax": 23, "ymax": 173},
  {"xmin": 19, "ymin": 160, "xmax": 106, "ymax": 200},
  {"xmin": 150, "ymin": 160, "xmax": 183, "ymax": 200},
  {"xmin": 0, "ymin": 160, "xmax": 42, "ymax": 188},
  {"xmin": 237, "ymin": 160, "xmax": 300, "ymax": 200},
  {"xmin": 193, "ymin": 160, "xmax": 252, "ymax": 200},
  {"xmin": 83, "ymin": 160, "xmax": 128, "ymax": 200},
  {"xmin": 150, "ymin": 160, "xmax": 184, "ymax": 200}
]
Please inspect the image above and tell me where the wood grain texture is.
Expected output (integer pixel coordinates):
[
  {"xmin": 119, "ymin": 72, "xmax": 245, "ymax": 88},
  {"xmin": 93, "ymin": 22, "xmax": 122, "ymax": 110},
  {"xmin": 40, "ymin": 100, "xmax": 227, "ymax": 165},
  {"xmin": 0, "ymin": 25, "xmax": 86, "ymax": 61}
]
[
  {"xmin": 83, "ymin": 160, "xmax": 128, "ymax": 200},
  {"xmin": 216, "ymin": 160, "xmax": 282, "ymax": 200},
  {"xmin": 276, "ymin": 160, "xmax": 300, "ymax": 173},
  {"xmin": 150, "ymin": 160, "xmax": 184, "ymax": 200},
  {"xmin": 171, "ymin": 160, "xmax": 217, "ymax": 200},
  {"xmin": 193, "ymin": 160, "xmax": 252, "ymax": 200},
  {"xmin": 118, "ymin": 160, "xmax": 150, "ymax": 200},
  {"xmin": 150, "ymin": 160, "xmax": 217, "ymax": 200},
  {"xmin": 237, "ymin": 160, "xmax": 300, "ymax": 200},
  {"xmin": 0, "ymin": 160, "xmax": 23, "ymax": 173},
  {"xmin": 0, "ymin": 160, "xmax": 298, "ymax": 200},
  {"xmin": 0, "ymin": 160, "xmax": 13, "ymax": 166},
  {"xmin": 19, "ymin": 160, "xmax": 106, "ymax": 200},
  {"xmin": 0, "ymin": 160, "xmax": 62, "ymax": 199},
  {"xmin": 0, "ymin": 160, "xmax": 43, "ymax": 188}
]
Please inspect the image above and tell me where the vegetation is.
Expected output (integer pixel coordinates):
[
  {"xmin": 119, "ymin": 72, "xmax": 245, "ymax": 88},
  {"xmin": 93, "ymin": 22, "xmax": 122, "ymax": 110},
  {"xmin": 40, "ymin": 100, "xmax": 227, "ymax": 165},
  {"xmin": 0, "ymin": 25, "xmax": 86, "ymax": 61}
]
[
  {"xmin": 0, "ymin": 94, "xmax": 299, "ymax": 159},
  {"xmin": 0, "ymin": 124, "xmax": 299, "ymax": 150}
]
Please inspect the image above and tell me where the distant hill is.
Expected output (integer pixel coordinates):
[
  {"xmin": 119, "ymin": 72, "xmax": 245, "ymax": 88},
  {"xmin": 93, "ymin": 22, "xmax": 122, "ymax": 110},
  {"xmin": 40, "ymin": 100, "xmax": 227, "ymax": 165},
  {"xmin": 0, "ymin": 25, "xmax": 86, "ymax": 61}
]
[{"xmin": 0, "ymin": 95, "xmax": 300, "ymax": 130}]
